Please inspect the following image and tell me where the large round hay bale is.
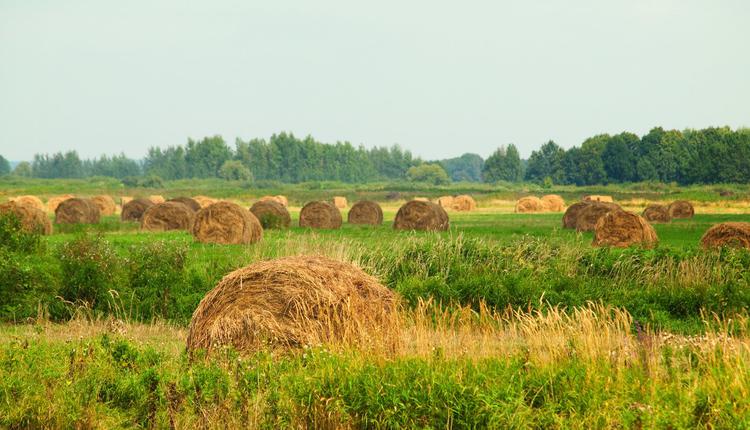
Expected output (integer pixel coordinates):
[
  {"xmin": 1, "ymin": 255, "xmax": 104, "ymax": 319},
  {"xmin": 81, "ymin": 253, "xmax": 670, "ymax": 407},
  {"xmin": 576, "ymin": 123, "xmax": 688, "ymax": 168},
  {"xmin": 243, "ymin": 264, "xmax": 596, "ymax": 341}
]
[
  {"xmin": 331, "ymin": 196, "xmax": 348, "ymax": 209},
  {"xmin": 121, "ymin": 198, "xmax": 154, "ymax": 222},
  {"xmin": 55, "ymin": 198, "xmax": 100, "ymax": 224},
  {"xmin": 393, "ymin": 200, "xmax": 449, "ymax": 231},
  {"xmin": 46, "ymin": 195, "xmax": 75, "ymax": 213},
  {"xmin": 193, "ymin": 195, "xmax": 218, "ymax": 208},
  {"xmin": 575, "ymin": 202, "xmax": 620, "ymax": 232},
  {"xmin": 541, "ymin": 194, "xmax": 565, "ymax": 212},
  {"xmin": 91, "ymin": 195, "xmax": 117, "ymax": 216},
  {"xmin": 348, "ymin": 200, "xmax": 383, "ymax": 225},
  {"xmin": 515, "ymin": 196, "xmax": 545, "ymax": 213},
  {"xmin": 148, "ymin": 195, "xmax": 166, "ymax": 205},
  {"xmin": 186, "ymin": 256, "xmax": 400, "ymax": 354},
  {"xmin": 642, "ymin": 204, "xmax": 671, "ymax": 223},
  {"xmin": 583, "ymin": 195, "xmax": 614, "ymax": 203},
  {"xmin": 120, "ymin": 196, "xmax": 133, "ymax": 206},
  {"xmin": 141, "ymin": 201, "xmax": 194, "ymax": 232},
  {"xmin": 700, "ymin": 223, "xmax": 750, "ymax": 249},
  {"xmin": 593, "ymin": 211, "xmax": 658, "ymax": 248},
  {"xmin": 260, "ymin": 195, "xmax": 288, "ymax": 207},
  {"xmin": 668, "ymin": 200, "xmax": 694, "ymax": 219},
  {"xmin": 435, "ymin": 196, "xmax": 454, "ymax": 209},
  {"xmin": 168, "ymin": 197, "xmax": 201, "ymax": 213},
  {"xmin": 0, "ymin": 201, "xmax": 52, "ymax": 235},
  {"xmin": 250, "ymin": 200, "xmax": 291, "ymax": 229},
  {"xmin": 452, "ymin": 195, "xmax": 476, "ymax": 211},
  {"xmin": 10, "ymin": 195, "xmax": 45, "ymax": 212},
  {"xmin": 192, "ymin": 201, "xmax": 262, "ymax": 244},
  {"xmin": 562, "ymin": 201, "xmax": 591, "ymax": 229},
  {"xmin": 299, "ymin": 201, "xmax": 342, "ymax": 229}
]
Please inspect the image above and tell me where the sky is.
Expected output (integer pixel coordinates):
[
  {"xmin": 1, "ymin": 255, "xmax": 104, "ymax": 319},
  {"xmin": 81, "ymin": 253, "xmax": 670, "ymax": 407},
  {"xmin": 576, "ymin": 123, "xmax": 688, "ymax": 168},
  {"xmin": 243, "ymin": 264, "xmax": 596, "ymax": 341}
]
[{"xmin": 1, "ymin": 0, "xmax": 749, "ymax": 161}]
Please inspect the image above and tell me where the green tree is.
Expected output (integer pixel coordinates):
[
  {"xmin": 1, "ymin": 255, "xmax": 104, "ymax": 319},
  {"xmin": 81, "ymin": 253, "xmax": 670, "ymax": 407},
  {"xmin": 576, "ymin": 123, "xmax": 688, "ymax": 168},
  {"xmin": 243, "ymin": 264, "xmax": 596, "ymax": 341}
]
[
  {"xmin": 0, "ymin": 155, "xmax": 9, "ymax": 176},
  {"xmin": 406, "ymin": 164, "xmax": 451, "ymax": 185},
  {"xmin": 440, "ymin": 153, "xmax": 484, "ymax": 182},
  {"xmin": 601, "ymin": 132, "xmax": 639, "ymax": 182},
  {"xmin": 482, "ymin": 145, "xmax": 522, "ymax": 182},
  {"xmin": 219, "ymin": 160, "xmax": 253, "ymax": 181},
  {"xmin": 525, "ymin": 141, "xmax": 564, "ymax": 183},
  {"xmin": 184, "ymin": 136, "xmax": 232, "ymax": 178},
  {"xmin": 12, "ymin": 161, "xmax": 32, "ymax": 177}
]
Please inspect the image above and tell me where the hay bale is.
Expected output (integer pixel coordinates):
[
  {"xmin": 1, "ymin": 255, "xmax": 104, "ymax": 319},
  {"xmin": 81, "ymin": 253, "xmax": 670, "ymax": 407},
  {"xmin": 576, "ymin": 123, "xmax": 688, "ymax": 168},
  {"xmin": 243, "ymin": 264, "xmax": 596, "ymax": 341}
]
[
  {"xmin": 435, "ymin": 196, "xmax": 454, "ymax": 209},
  {"xmin": 275, "ymin": 195, "xmax": 288, "ymax": 207},
  {"xmin": 91, "ymin": 195, "xmax": 117, "ymax": 216},
  {"xmin": 121, "ymin": 198, "xmax": 154, "ymax": 222},
  {"xmin": 593, "ymin": 211, "xmax": 658, "ymax": 248},
  {"xmin": 148, "ymin": 195, "xmax": 166, "ymax": 205},
  {"xmin": 700, "ymin": 222, "xmax": 750, "ymax": 249},
  {"xmin": 10, "ymin": 195, "xmax": 45, "ymax": 212},
  {"xmin": 541, "ymin": 194, "xmax": 565, "ymax": 212},
  {"xmin": 121, "ymin": 196, "xmax": 133, "ymax": 206},
  {"xmin": 331, "ymin": 196, "xmax": 348, "ymax": 209},
  {"xmin": 186, "ymin": 256, "xmax": 400, "ymax": 354},
  {"xmin": 668, "ymin": 200, "xmax": 694, "ymax": 219},
  {"xmin": 0, "ymin": 201, "xmax": 52, "ymax": 235},
  {"xmin": 583, "ymin": 195, "xmax": 614, "ymax": 203},
  {"xmin": 168, "ymin": 197, "xmax": 201, "ymax": 213},
  {"xmin": 250, "ymin": 200, "xmax": 291, "ymax": 229},
  {"xmin": 46, "ymin": 195, "xmax": 75, "ymax": 213},
  {"xmin": 393, "ymin": 200, "xmax": 449, "ymax": 231},
  {"xmin": 452, "ymin": 195, "xmax": 476, "ymax": 211},
  {"xmin": 348, "ymin": 200, "xmax": 383, "ymax": 225},
  {"xmin": 515, "ymin": 196, "xmax": 545, "ymax": 213},
  {"xmin": 192, "ymin": 201, "xmax": 263, "ymax": 244},
  {"xmin": 55, "ymin": 198, "xmax": 100, "ymax": 224},
  {"xmin": 193, "ymin": 195, "xmax": 218, "ymax": 208},
  {"xmin": 575, "ymin": 202, "xmax": 620, "ymax": 232},
  {"xmin": 562, "ymin": 201, "xmax": 592, "ymax": 229},
  {"xmin": 642, "ymin": 204, "xmax": 671, "ymax": 223},
  {"xmin": 299, "ymin": 201, "xmax": 342, "ymax": 229},
  {"xmin": 413, "ymin": 197, "xmax": 429, "ymax": 202},
  {"xmin": 259, "ymin": 195, "xmax": 288, "ymax": 207},
  {"xmin": 141, "ymin": 201, "xmax": 194, "ymax": 232}
]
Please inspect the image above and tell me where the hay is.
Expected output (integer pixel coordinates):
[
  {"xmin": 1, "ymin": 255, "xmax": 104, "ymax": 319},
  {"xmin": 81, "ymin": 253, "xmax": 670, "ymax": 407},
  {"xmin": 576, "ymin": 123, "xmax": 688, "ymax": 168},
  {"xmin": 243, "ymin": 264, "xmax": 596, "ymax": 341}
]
[
  {"xmin": 593, "ymin": 211, "xmax": 658, "ymax": 248},
  {"xmin": 148, "ymin": 195, "xmax": 166, "ymax": 204},
  {"xmin": 55, "ymin": 198, "xmax": 100, "ymax": 224},
  {"xmin": 700, "ymin": 222, "xmax": 750, "ymax": 249},
  {"xmin": 332, "ymin": 196, "xmax": 348, "ymax": 209},
  {"xmin": 642, "ymin": 204, "xmax": 671, "ymax": 223},
  {"xmin": 299, "ymin": 201, "xmax": 342, "ymax": 229},
  {"xmin": 541, "ymin": 194, "xmax": 565, "ymax": 212},
  {"xmin": 91, "ymin": 195, "xmax": 117, "ymax": 216},
  {"xmin": 347, "ymin": 200, "xmax": 383, "ymax": 225},
  {"xmin": 46, "ymin": 195, "xmax": 75, "ymax": 213},
  {"xmin": 193, "ymin": 196, "xmax": 218, "ymax": 208},
  {"xmin": 250, "ymin": 200, "xmax": 291, "ymax": 229},
  {"xmin": 10, "ymin": 195, "xmax": 45, "ymax": 212},
  {"xmin": 435, "ymin": 196, "xmax": 454, "ymax": 208},
  {"xmin": 192, "ymin": 201, "xmax": 262, "ymax": 244},
  {"xmin": 275, "ymin": 195, "xmax": 288, "ymax": 207},
  {"xmin": 515, "ymin": 196, "xmax": 545, "ymax": 213},
  {"xmin": 141, "ymin": 201, "xmax": 194, "ymax": 232},
  {"xmin": 452, "ymin": 195, "xmax": 476, "ymax": 211},
  {"xmin": 668, "ymin": 200, "xmax": 694, "ymax": 219},
  {"xmin": 259, "ymin": 195, "xmax": 288, "ymax": 207},
  {"xmin": 168, "ymin": 197, "xmax": 201, "ymax": 213},
  {"xmin": 121, "ymin": 196, "xmax": 133, "ymax": 206},
  {"xmin": 562, "ymin": 201, "xmax": 591, "ymax": 229},
  {"xmin": 186, "ymin": 256, "xmax": 400, "ymax": 354},
  {"xmin": 121, "ymin": 198, "xmax": 154, "ymax": 222},
  {"xmin": 0, "ymin": 201, "xmax": 52, "ymax": 235},
  {"xmin": 575, "ymin": 202, "xmax": 620, "ymax": 232},
  {"xmin": 583, "ymin": 195, "xmax": 614, "ymax": 203},
  {"xmin": 393, "ymin": 200, "xmax": 449, "ymax": 231},
  {"xmin": 413, "ymin": 197, "xmax": 429, "ymax": 202}
]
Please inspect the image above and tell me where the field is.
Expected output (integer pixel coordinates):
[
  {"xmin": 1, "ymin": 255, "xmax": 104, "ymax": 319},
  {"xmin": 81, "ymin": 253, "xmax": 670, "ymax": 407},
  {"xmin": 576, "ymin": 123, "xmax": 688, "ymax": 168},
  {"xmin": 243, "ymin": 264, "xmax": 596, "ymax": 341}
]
[{"xmin": 2, "ymin": 179, "xmax": 750, "ymax": 428}]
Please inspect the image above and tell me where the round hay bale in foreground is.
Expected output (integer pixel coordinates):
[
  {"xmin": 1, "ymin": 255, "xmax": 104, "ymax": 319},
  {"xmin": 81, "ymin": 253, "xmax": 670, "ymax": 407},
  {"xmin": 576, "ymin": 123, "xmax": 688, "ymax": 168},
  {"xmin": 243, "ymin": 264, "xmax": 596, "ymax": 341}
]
[
  {"xmin": 435, "ymin": 196, "xmax": 454, "ymax": 208},
  {"xmin": 186, "ymin": 256, "xmax": 400, "ymax": 354},
  {"xmin": 642, "ymin": 204, "xmax": 671, "ymax": 223},
  {"xmin": 55, "ymin": 198, "xmax": 100, "ymax": 224},
  {"xmin": 393, "ymin": 200, "xmax": 449, "ymax": 231},
  {"xmin": 192, "ymin": 201, "xmax": 262, "ymax": 244},
  {"xmin": 10, "ymin": 195, "xmax": 45, "ymax": 212},
  {"xmin": 193, "ymin": 195, "xmax": 218, "ymax": 208},
  {"xmin": 91, "ymin": 195, "xmax": 117, "ymax": 216},
  {"xmin": 250, "ymin": 200, "xmax": 291, "ymax": 229},
  {"xmin": 452, "ymin": 195, "xmax": 476, "ymax": 211},
  {"xmin": 121, "ymin": 198, "xmax": 154, "ymax": 222},
  {"xmin": 348, "ymin": 200, "xmax": 383, "ymax": 225},
  {"xmin": 141, "ymin": 201, "xmax": 194, "ymax": 232},
  {"xmin": 148, "ymin": 195, "xmax": 166, "ymax": 205},
  {"xmin": 593, "ymin": 211, "xmax": 658, "ymax": 248},
  {"xmin": 331, "ymin": 196, "xmax": 348, "ymax": 209},
  {"xmin": 46, "ymin": 194, "xmax": 75, "ymax": 213},
  {"xmin": 668, "ymin": 200, "xmax": 694, "ymax": 219},
  {"xmin": 575, "ymin": 202, "xmax": 620, "ymax": 232},
  {"xmin": 562, "ymin": 201, "xmax": 591, "ymax": 229},
  {"xmin": 541, "ymin": 194, "xmax": 565, "ymax": 212},
  {"xmin": 299, "ymin": 201, "xmax": 342, "ymax": 229},
  {"xmin": 168, "ymin": 197, "xmax": 201, "ymax": 213},
  {"xmin": 583, "ymin": 195, "xmax": 614, "ymax": 203},
  {"xmin": 515, "ymin": 196, "xmax": 545, "ymax": 213},
  {"xmin": 0, "ymin": 201, "xmax": 52, "ymax": 234},
  {"xmin": 700, "ymin": 222, "xmax": 750, "ymax": 249}
]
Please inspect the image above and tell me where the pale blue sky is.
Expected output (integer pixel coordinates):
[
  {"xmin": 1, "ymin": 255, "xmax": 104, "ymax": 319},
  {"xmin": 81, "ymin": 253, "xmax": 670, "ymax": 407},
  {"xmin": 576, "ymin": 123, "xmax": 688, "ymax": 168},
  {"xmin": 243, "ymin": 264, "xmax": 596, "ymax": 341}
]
[{"xmin": 1, "ymin": 0, "xmax": 748, "ymax": 161}]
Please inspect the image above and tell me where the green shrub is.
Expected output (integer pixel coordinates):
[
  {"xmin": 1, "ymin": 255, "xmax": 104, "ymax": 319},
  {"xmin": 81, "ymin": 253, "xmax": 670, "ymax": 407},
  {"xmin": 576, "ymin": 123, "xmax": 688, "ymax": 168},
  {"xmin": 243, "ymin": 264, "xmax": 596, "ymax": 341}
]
[
  {"xmin": 58, "ymin": 234, "xmax": 122, "ymax": 312},
  {"xmin": 0, "ymin": 250, "xmax": 59, "ymax": 321},
  {"xmin": 0, "ymin": 212, "xmax": 44, "ymax": 254}
]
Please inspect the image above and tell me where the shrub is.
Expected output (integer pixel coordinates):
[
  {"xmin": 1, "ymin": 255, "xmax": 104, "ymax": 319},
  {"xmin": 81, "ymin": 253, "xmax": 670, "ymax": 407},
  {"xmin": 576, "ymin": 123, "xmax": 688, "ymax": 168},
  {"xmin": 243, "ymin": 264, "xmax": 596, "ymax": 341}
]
[
  {"xmin": 406, "ymin": 164, "xmax": 451, "ymax": 185},
  {"xmin": 0, "ymin": 212, "xmax": 44, "ymax": 254},
  {"xmin": 0, "ymin": 250, "xmax": 59, "ymax": 321},
  {"xmin": 219, "ymin": 160, "xmax": 253, "ymax": 182},
  {"xmin": 58, "ymin": 234, "xmax": 121, "ymax": 312}
]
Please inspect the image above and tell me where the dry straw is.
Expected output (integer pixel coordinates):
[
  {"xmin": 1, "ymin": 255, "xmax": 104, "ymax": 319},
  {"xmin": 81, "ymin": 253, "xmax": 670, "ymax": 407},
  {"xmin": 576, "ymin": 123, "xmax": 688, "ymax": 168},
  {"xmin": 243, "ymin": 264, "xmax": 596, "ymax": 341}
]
[
  {"xmin": 91, "ymin": 195, "xmax": 117, "ymax": 216},
  {"xmin": 575, "ymin": 202, "xmax": 620, "ymax": 232},
  {"xmin": 46, "ymin": 195, "xmax": 75, "ymax": 213},
  {"xmin": 55, "ymin": 198, "xmax": 100, "ymax": 224},
  {"xmin": 668, "ymin": 200, "xmax": 694, "ymax": 219},
  {"xmin": 168, "ymin": 197, "xmax": 201, "ymax": 213},
  {"xmin": 148, "ymin": 195, "xmax": 166, "ymax": 204},
  {"xmin": 642, "ymin": 204, "xmax": 671, "ymax": 223},
  {"xmin": 121, "ymin": 198, "xmax": 154, "ymax": 222},
  {"xmin": 193, "ymin": 196, "xmax": 218, "ymax": 208},
  {"xmin": 541, "ymin": 194, "xmax": 565, "ymax": 212},
  {"xmin": 452, "ymin": 195, "xmax": 476, "ymax": 211},
  {"xmin": 562, "ymin": 201, "xmax": 591, "ymax": 229},
  {"xmin": 593, "ymin": 210, "xmax": 658, "ymax": 248},
  {"xmin": 10, "ymin": 195, "xmax": 45, "ymax": 212},
  {"xmin": 250, "ymin": 200, "xmax": 291, "ymax": 229},
  {"xmin": 393, "ymin": 200, "xmax": 449, "ymax": 231},
  {"xmin": 0, "ymin": 201, "xmax": 52, "ymax": 234},
  {"xmin": 141, "ymin": 201, "xmax": 194, "ymax": 232},
  {"xmin": 515, "ymin": 196, "xmax": 545, "ymax": 213},
  {"xmin": 700, "ymin": 222, "xmax": 750, "ymax": 249},
  {"xmin": 192, "ymin": 201, "xmax": 263, "ymax": 245},
  {"xmin": 435, "ymin": 196, "xmax": 454, "ymax": 209},
  {"xmin": 299, "ymin": 201, "xmax": 342, "ymax": 229},
  {"xmin": 583, "ymin": 195, "xmax": 614, "ymax": 203},
  {"xmin": 331, "ymin": 196, "xmax": 348, "ymax": 209},
  {"xmin": 347, "ymin": 200, "xmax": 383, "ymax": 225},
  {"xmin": 259, "ymin": 195, "xmax": 288, "ymax": 207}
]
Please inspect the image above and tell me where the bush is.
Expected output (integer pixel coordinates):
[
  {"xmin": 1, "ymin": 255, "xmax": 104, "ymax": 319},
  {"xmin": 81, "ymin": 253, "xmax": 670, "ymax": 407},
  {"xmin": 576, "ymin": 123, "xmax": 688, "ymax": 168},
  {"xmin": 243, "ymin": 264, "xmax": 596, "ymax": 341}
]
[
  {"xmin": 0, "ymin": 250, "xmax": 59, "ymax": 321},
  {"xmin": 0, "ymin": 212, "xmax": 44, "ymax": 254},
  {"xmin": 58, "ymin": 234, "xmax": 121, "ymax": 312},
  {"xmin": 121, "ymin": 175, "xmax": 164, "ymax": 188},
  {"xmin": 406, "ymin": 164, "xmax": 451, "ymax": 185},
  {"xmin": 219, "ymin": 160, "xmax": 253, "ymax": 182}
]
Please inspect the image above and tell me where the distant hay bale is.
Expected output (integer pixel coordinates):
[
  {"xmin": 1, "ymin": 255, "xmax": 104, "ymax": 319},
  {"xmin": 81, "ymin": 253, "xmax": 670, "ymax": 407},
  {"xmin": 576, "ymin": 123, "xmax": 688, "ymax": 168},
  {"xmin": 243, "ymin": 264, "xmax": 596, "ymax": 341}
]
[
  {"xmin": 436, "ymin": 196, "xmax": 454, "ymax": 208},
  {"xmin": 299, "ymin": 201, "xmax": 342, "ymax": 229},
  {"xmin": 642, "ymin": 204, "xmax": 671, "ymax": 223},
  {"xmin": 120, "ymin": 196, "xmax": 133, "ymax": 206},
  {"xmin": 562, "ymin": 202, "xmax": 591, "ymax": 229},
  {"xmin": 452, "ymin": 195, "xmax": 476, "ymax": 211},
  {"xmin": 148, "ymin": 195, "xmax": 166, "ymax": 205},
  {"xmin": 331, "ymin": 196, "xmax": 348, "ymax": 209},
  {"xmin": 10, "ymin": 195, "xmax": 45, "ymax": 212},
  {"xmin": 541, "ymin": 194, "xmax": 565, "ymax": 212},
  {"xmin": 583, "ymin": 195, "xmax": 614, "ymax": 203},
  {"xmin": 141, "ymin": 201, "xmax": 194, "ymax": 232},
  {"xmin": 259, "ymin": 195, "xmax": 288, "ymax": 207},
  {"xmin": 250, "ymin": 200, "xmax": 291, "ymax": 229},
  {"xmin": 515, "ymin": 196, "xmax": 545, "ymax": 213},
  {"xmin": 91, "ymin": 195, "xmax": 117, "ymax": 216},
  {"xmin": 700, "ymin": 222, "xmax": 750, "ymax": 249},
  {"xmin": 575, "ymin": 202, "xmax": 620, "ymax": 232},
  {"xmin": 55, "ymin": 198, "xmax": 100, "ymax": 224},
  {"xmin": 0, "ymin": 201, "xmax": 52, "ymax": 235},
  {"xmin": 413, "ymin": 197, "xmax": 429, "ymax": 202},
  {"xmin": 186, "ymin": 256, "xmax": 400, "ymax": 354},
  {"xmin": 192, "ymin": 201, "xmax": 262, "ymax": 244},
  {"xmin": 46, "ymin": 195, "xmax": 75, "ymax": 213},
  {"xmin": 168, "ymin": 197, "xmax": 201, "ymax": 213},
  {"xmin": 393, "ymin": 200, "xmax": 449, "ymax": 231},
  {"xmin": 593, "ymin": 211, "xmax": 658, "ymax": 248},
  {"xmin": 121, "ymin": 198, "xmax": 154, "ymax": 222},
  {"xmin": 193, "ymin": 196, "xmax": 218, "ymax": 208},
  {"xmin": 348, "ymin": 200, "xmax": 383, "ymax": 225},
  {"xmin": 668, "ymin": 200, "xmax": 694, "ymax": 219}
]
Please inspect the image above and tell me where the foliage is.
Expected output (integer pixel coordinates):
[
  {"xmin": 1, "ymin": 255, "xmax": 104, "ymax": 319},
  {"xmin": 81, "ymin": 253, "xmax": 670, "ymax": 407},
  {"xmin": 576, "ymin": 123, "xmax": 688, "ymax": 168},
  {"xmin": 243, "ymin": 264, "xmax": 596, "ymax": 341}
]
[
  {"xmin": 121, "ymin": 175, "xmax": 164, "ymax": 188},
  {"xmin": 439, "ymin": 153, "xmax": 484, "ymax": 182},
  {"xmin": 406, "ymin": 164, "xmax": 451, "ymax": 185},
  {"xmin": 0, "ymin": 212, "xmax": 44, "ymax": 254},
  {"xmin": 12, "ymin": 161, "xmax": 32, "ymax": 177},
  {"xmin": 0, "ymin": 154, "xmax": 9, "ymax": 176},
  {"xmin": 218, "ymin": 160, "xmax": 253, "ymax": 182},
  {"xmin": 482, "ymin": 144, "xmax": 522, "ymax": 182},
  {"xmin": 58, "ymin": 234, "xmax": 121, "ymax": 311}
]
